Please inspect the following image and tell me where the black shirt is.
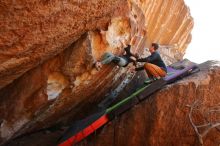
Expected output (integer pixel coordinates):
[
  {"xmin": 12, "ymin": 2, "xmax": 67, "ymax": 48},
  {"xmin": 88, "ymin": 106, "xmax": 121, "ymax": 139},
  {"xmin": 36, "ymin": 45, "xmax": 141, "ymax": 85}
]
[{"xmin": 136, "ymin": 51, "xmax": 167, "ymax": 72}]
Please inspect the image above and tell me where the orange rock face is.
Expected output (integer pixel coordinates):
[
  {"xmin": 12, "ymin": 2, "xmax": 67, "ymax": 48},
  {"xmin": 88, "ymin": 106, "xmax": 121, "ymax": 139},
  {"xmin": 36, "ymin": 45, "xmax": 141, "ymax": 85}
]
[
  {"xmin": 132, "ymin": 0, "xmax": 193, "ymax": 61},
  {"xmin": 0, "ymin": 0, "xmax": 194, "ymax": 145},
  {"xmin": 0, "ymin": 0, "xmax": 128, "ymax": 89}
]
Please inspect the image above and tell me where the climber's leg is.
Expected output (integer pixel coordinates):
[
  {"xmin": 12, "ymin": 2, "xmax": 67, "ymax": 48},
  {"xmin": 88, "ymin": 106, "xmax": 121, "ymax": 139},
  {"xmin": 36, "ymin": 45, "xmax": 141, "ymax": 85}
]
[{"xmin": 144, "ymin": 63, "xmax": 166, "ymax": 78}]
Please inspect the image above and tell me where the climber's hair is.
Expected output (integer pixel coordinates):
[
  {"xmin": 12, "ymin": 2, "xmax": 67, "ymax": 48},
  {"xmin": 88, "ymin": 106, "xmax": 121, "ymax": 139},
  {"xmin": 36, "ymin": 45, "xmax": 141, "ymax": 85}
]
[{"xmin": 151, "ymin": 43, "xmax": 159, "ymax": 50}]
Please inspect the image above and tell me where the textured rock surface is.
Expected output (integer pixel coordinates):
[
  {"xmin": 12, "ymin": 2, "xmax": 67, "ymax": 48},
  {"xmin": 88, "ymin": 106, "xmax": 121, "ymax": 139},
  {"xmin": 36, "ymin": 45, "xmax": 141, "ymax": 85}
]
[
  {"xmin": 0, "ymin": 0, "xmax": 193, "ymax": 145},
  {"xmin": 75, "ymin": 61, "xmax": 220, "ymax": 146},
  {"xmin": 0, "ymin": 0, "xmax": 127, "ymax": 89},
  {"xmin": 136, "ymin": 0, "xmax": 193, "ymax": 63}
]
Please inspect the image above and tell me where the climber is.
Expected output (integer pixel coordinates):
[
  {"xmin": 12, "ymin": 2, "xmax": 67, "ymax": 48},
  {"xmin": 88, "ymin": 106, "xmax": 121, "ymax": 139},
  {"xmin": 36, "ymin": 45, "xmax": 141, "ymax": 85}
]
[
  {"xmin": 95, "ymin": 37, "xmax": 138, "ymax": 70},
  {"xmin": 134, "ymin": 43, "xmax": 167, "ymax": 83}
]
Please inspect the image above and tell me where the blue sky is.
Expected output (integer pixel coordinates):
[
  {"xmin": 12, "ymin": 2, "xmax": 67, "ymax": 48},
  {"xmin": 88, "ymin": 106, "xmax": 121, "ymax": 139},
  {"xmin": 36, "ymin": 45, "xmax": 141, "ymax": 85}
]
[{"xmin": 184, "ymin": 0, "xmax": 220, "ymax": 63}]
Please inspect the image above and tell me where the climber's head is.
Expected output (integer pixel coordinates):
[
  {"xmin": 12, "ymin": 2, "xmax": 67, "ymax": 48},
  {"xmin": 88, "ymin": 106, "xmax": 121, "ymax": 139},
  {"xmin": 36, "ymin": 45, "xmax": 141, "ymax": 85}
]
[{"xmin": 149, "ymin": 43, "xmax": 159, "ymax": 53}]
